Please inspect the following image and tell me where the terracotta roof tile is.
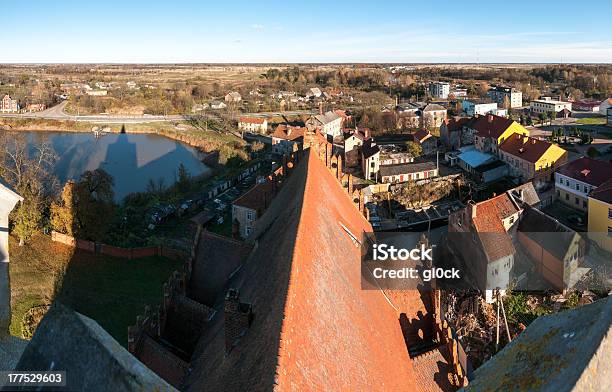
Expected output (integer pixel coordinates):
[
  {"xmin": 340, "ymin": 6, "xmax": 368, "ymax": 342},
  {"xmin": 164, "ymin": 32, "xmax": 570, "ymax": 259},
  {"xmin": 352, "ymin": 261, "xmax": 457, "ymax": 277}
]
[
  {"xmin": 184, "ymin": 150, "xmax": 419, "ymax": 391},
  {"xmin": 471, "ymin": 114, "xmax": 516, "ymax": 139},
  {"xmin": 270, "ymin": 124, "xmax": 305, "ymax": 141},
  {"xmin": 239, "ymin": 116, "xmax": 265, "ymax": 124},
  {"xmin": 499, "ymin": 134, "xmax": 558, "ymax": 164}
]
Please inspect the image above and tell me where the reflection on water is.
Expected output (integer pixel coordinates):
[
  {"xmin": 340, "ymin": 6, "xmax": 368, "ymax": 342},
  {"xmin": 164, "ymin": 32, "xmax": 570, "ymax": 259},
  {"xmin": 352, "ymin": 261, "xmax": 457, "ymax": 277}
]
[{"xmin": 22, "ymin": 131, "xmax": 210, "ymax": 199}]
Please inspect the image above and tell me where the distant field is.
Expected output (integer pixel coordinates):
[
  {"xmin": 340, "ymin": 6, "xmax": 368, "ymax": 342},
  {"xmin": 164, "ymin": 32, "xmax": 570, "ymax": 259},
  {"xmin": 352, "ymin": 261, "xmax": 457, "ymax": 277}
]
[
  {"xmin": 576, "ymin": 117, "xmax": 606, "ymax": 125},
  {"xmin": 9, "ymin": 234, "xmax": 181, "ymax": 346}
]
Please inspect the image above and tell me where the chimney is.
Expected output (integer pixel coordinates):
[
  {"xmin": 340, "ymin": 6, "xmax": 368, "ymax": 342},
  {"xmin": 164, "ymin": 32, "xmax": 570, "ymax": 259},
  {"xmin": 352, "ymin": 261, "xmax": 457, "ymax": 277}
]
[
  {"xmin": 518, "ymin": 188, "xmax": 524, "ymax": 201},
  {"xmin": 364, "ymin": 128, "xmax": 371, "ymax": 140},
  {"xmin": 470, "ymin": 202, "xmax": 477, "ymax": 219},
  {"xmin": 224, "ymin": 288, "xmax": 252, "ymax": 353},
  {"xmin": 319, "ymin": 102, "xmax": 323, "ymax": 115}
]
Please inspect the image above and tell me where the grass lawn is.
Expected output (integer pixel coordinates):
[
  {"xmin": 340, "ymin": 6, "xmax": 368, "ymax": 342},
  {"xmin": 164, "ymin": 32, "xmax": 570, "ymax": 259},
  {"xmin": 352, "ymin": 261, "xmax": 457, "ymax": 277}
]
[
  {"xmin": 9, "ymin": 234, "xmax": 181, "ymax": 346},
  {"xmin": 576, "ymin": 117, "xmax": 606, "ymax": 125}
]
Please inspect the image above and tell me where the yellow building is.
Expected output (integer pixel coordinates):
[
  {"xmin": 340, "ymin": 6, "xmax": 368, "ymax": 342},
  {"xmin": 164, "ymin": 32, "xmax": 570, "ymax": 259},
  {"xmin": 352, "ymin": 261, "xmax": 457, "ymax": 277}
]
[
  {"xmin": 588, "ymin": 179, "xmax": 612, "ymax": 252},
  {"xmin": 499, "ymin": 133, "xmax": 567, "ymax": 188},
  {"xmin": 471, "ymin": 114, "xmax": 529, "ymax": 154}
]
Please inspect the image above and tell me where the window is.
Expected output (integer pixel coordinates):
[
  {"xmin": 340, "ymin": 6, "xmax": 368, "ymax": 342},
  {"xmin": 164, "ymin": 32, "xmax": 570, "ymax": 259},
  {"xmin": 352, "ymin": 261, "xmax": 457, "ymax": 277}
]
[
  {"xmin": 608, "ymin": 227, "xmax": 612, "ymax": 236},
  {"xmin": 583, "ymin": 200, "xmax": 587, "ymax": 208},
  {"xmin": 609, "ymin": 209, "xmax": 612, "ymax": 219},
  {"xmin": 576, "ymin": 183, "xmax": 580, "ymax": 190},
  {"xmin": 557, "ymin": 190, "xmax": 560, "ymax": 197},
  {"xmin": 245, "ymin": 227, "xmax": 252, "ymax": 236},
  {"xmin": 575, "ymin": 197, "xmax": 579, "ymax": 205},
  {"xmin": 247, "ymin": 211, "xmax": 254, "ymax": 221},
  {"xmin": 509, "ymin": 216, "xmax": 515, "ymax": 224},
  {"xmin": 565, "ymin": 193, "xmax": 569, "ymax": 201}
]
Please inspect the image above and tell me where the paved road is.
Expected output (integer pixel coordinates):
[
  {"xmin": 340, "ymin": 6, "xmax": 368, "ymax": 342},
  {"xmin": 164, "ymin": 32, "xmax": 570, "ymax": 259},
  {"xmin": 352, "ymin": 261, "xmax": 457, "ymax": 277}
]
[{"xmin": 0, "ymin": 102, "xmax": 316, "ymax": 124}]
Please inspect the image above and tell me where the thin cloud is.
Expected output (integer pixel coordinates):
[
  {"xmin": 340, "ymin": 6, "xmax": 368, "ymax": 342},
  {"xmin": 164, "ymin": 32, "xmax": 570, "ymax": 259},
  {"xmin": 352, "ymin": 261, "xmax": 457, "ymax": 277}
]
[{"xmin": 251, "ymin": 24, "xmax": 264, "ymax": 30}]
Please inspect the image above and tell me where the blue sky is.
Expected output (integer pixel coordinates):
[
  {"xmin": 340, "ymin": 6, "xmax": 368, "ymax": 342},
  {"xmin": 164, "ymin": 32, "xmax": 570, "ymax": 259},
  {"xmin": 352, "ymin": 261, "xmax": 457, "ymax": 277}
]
[{"xmin": 1, "ymin": 0, "xmax": 610, "ymax": 63}]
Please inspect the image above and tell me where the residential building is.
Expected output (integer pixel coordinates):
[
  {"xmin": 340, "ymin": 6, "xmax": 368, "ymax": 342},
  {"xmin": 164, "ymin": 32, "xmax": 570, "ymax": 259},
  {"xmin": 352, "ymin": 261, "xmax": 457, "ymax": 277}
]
[
  {"xmin": 379, "ymin": 151, "xmax": 414, "ymax": 166},
  {"xmin": 448, "ymin": 193, "xmax": 520, "ymax": 302},
  {"xmin": 462, "ymin": 100, "xmax": 499, "ymax": 117},
  {"xmin": 572, "ymin": 99, "xmax": 601, "ymax": 112},
  {"xmin": 487, "ymin": 86, "xmax": 523, "ymax": 108},
  {"xmin": 530, "ymin": 97, "xmax": 572, "ymax": 114},
  {"xmin": 517, "ymin": 205, "xmax": 586, "ymax": 292},
  {"xmin": 0, "ymin": 95, "xmax": 19, "ymax": 113},
  {"xmin": 238, "ymin": 117, "xmax": 268, "ymax": 133},
  {"xmin": 599, "ymin": 98, "xmax": 612, "ymax": 115},
  {"xmin": 343, "ymin": 128, "xmax": 368, "ymax": 168},
  {"xmin": 608, "ymin": 107, "xmax": 612, "ymax": 127},
  {"xmin": 555, "ymin": 157, "xmax": 612, "ymax": 211},
  {"xmin": 224, "ymin": 91, "xmax": 242, "ymax": 103},
  {"xmin": 361, "ymin": 139, "xmax": 380, "ymax": 181},
  {"xmin": 411, "ymin": 129, "xmax": 437, "ymax": 155},
  {"xmin": 448, "ymin": 187, "xmax": 584, "ymax": 301},
  {"xmin": 270, "ymin": 124, "xmax": 305, "ymax": 155},
  {"xmin": 450, "ymin": 88, "xmax": 468, "ymax": 98},
  {"xmin": 457, "ymin": 146, "xmax": 508, "ymax": 183},
  {"xmin": 1, "ymin": 179, "xmax": 22, "ymax": 334},
  {"xmin": 306, "ymin": 111, "xmax": 343, "ymax": 138},
  {"xmin": 379, "ymin": 161, "xmax": 438, "ymax": 183},
  {"xmin": 471, "ymin": 114, "xmax": 529, "ymax": 154},
  {"xmin": 420, "ymin": 103, "xmax": 447, "ymax": 128},
  {"xmin": 588, "ymin": 179, "xmax": 612, "ymax": 252},
  {"xmin": 440, "ymin": 116, "xmax": 477, "ymax": 150},
  {"xmin": 232, "ymin": 180, "xmax": 275, "ymax": 238},
  {"xmin": 428, "ymin": 82, "xmax": 450, "ymax": 99},
  {"xmin": 306, "ymin": 87, "xmax": 322, "ymax": 98},
  {"xmin": 499, "ymin": 133, "xmax": 568, "ymax": 188}
]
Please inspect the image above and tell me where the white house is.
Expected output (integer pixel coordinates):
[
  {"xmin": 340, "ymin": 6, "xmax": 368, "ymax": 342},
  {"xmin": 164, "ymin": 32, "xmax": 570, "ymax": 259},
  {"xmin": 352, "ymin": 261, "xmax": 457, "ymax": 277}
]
[
  {"xmin": 238, "ymin": 117, "xmax": 268, "ymax": 133},
  {"xmin": 530, "ymin": 97, "xmax": 572, "ymax": 114},
  {"xmin": 488, "ymin": 86, "xmax": 523, "ymax": 108},
  {"xmin": 462, "ymin": 100, "xmax": 500, "ymax": 117},
  {"xmin": 0, "ymin": 179, "xmax": 22, "ymax": 334},
  {"xmin": 307, "ymin": 111, "xmax": 343, "ymax": 138}
]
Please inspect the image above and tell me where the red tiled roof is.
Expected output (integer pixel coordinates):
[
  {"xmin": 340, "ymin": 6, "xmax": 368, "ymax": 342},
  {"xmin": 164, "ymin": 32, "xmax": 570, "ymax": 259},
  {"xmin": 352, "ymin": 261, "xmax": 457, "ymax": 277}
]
[
  {"xmin": 557, "ymin": 157, "xmax": 612, "ymax": 187},
  {"xmin": 589, "ymin": 178, "xmax": 612, "ymax": 204},
  {"xmin": 239, "ymin": 116, "xmax": 266, "ymax": 124},
  {"xmin": 185, "ymin": 149, "xmax": 419, "ymax": 391},
  {"xmin": 471, "ymin": 114, "xmax": 515, "ymax": 139},
  {"xmin": 499, "ymin": 134, "xmax": 556, "ymax": 164},
  {"xmin": 413, "ymin": 129, "xmax": 432, "ymax": 143},
  {"xmin": 443, "ymin": 116, "xmax": 474, "ymax": 132},
  {"xmin": 232, "ymin": 181, "xmax": 274, "ymax": 211},
  {"xmin": 471, "ymin": 193, "xmax": 519, "ymax": 262},
  {"xmin": 270, "ymin": 124, "xmax": 305, "ymax": 141}
]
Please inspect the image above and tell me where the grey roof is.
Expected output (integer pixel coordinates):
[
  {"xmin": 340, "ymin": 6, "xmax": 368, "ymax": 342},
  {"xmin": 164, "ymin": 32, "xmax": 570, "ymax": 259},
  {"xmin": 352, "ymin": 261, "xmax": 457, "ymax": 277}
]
[
  {"xmin": 507, "ymin": 182, "xmax": 541, "ymax": 207},
  {"xmin": 465, "ymin": 297, "xmax": 612, "ymax": 392},
  {"xmin": 314, "ymin": 111, "xmax": 341, "ymax": 125},
  {"xmin": 422, "ymin": 103, "xmax": 446, "ymax": 112},
  {"xmin": 517, "ymin": 205, "xmax": 578, "ymax": 261},
  {"xmin": 379, "ymin": 161, "xmax": 437, "ymax": 177},
  {"xmin": 15, "ymin": 303, "xmax": 176, "ymax": 391}
]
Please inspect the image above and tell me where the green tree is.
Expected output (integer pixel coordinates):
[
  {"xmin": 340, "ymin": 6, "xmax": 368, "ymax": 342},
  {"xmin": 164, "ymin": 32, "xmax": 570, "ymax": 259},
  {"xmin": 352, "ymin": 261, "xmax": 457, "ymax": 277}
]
[
  {"xmin": 547, "ymin": 111, "xmax": 555, "ymax": 125},
  {"xmin": 538, "ymin": 112, "xmax": 547, "ymax": 125},
  {"xmin": 587, "ymin": 146, "xmax": 600, "ymax": 157},
  {"xmin": 74, "ymin": 169, "xmax": 116, "ymax": 241},
  {"xmin": 405, "ymin": 141, "xmax": 423, "ymax": 157}
]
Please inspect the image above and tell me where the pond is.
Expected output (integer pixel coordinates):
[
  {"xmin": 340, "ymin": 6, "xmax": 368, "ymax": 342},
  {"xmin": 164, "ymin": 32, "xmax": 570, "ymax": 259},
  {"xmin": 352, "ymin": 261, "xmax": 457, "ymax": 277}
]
[{"xmin": 21, "ymin": 131, "xmax": 210, "ymax": 199}]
